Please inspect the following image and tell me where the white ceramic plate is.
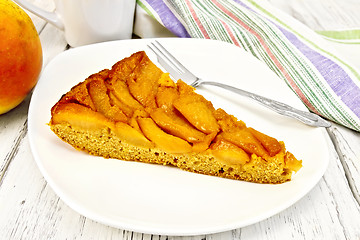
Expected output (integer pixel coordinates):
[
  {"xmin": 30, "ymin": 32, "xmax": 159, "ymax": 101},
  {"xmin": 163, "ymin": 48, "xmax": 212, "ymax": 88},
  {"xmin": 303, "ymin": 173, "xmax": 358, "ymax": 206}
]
[{"xmin": 28, "ymin": 38, "xmax": 329, "ymax": 236}]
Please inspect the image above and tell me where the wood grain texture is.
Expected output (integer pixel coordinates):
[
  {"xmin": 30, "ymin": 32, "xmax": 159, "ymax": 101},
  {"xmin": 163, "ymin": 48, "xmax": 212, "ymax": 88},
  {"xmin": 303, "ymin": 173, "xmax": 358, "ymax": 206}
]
[
  {"xmin": 327, "ymin": 125, "xmax": 360, "ymax": 205},
  {"xmin": 1, "ymin": 0, "xmax": 360, "ymax": 239},
  {"xmin": 0, "ymin": 96, "xmax": 29, "ymax": 183}
]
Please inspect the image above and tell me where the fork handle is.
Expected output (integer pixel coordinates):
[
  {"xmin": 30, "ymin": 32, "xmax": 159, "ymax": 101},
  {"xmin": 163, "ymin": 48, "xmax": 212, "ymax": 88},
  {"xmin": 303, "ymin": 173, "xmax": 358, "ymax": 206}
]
[{"xmin": 196, "ymin": 80, "xmax": 331, "ymax": 128}]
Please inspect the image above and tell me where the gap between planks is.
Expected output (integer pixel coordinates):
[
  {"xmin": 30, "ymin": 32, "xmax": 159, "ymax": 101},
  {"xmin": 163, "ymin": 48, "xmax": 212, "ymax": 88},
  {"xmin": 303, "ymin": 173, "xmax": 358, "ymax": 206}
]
[
  {"xmin": 0, "ymin": 120, "xmax": 28, "ymax": 185},
  {"xmin": 326, "ymin": 126, "xmax": 360, "ymax": 206}
]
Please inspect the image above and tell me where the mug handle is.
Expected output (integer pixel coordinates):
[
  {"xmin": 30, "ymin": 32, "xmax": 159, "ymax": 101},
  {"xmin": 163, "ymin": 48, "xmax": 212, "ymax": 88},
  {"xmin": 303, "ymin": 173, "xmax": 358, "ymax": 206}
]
[{"xmin": 13, "ymin": 0, "xmax": 64, "ymax": 30}]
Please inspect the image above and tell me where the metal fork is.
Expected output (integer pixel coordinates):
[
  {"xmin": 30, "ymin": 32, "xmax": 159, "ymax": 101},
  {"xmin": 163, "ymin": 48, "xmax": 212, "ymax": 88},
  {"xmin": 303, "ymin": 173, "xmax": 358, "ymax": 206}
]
[{"xmin": 148, "ymin": 40, "xmax": 331, "ymax": 128}]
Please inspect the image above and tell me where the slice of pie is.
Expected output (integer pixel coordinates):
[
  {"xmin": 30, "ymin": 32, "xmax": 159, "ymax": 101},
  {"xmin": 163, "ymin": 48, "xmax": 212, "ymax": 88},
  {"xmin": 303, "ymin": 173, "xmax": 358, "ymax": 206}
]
[{"xmin": 49, "ymin": 51, "xmax": 302, "ymax": 184}]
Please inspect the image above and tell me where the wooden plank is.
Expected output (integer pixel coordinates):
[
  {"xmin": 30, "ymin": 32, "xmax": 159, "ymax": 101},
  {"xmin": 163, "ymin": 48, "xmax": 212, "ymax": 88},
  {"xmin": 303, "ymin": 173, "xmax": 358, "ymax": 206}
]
[
  {"xmin": 0, "ymin": 97, "xmax": 29, "ymax": 182},
  {"xmin": 327, "ymin": 125, "xmax": 360, "ymax": 205}
]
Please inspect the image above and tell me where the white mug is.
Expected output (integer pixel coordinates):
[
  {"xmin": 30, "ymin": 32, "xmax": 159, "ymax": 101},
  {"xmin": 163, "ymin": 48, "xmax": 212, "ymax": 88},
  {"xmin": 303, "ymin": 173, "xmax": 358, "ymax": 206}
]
[{"xmin": 14, "ymin": 0, "xmax": 136, "ymax": 47}]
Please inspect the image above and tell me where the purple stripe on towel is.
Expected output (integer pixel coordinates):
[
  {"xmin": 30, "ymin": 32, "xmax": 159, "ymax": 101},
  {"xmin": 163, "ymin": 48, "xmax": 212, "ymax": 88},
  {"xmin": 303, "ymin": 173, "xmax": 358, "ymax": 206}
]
[{"xmin": 145, "ymin": 0, "xmax": 190, "ymax": 38}]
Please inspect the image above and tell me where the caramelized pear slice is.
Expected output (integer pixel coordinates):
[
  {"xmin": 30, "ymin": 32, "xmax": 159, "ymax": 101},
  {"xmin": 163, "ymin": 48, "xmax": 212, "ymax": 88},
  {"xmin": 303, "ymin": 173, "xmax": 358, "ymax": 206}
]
[
  {"xmin": 248, "ymin": 127, "xmax": 281, "ymax": 157},
  {"xmin": 284, "ymin": 151, "xmax": 302, "ymax": 172},
  {"xmin": 156, "ymin": 86, "xmax": 179, "ymax": 111},
  {"xmin": 158, "ymin": 73, "xmax": 176, "ymax": 87},
  {"xmin": 173, "ymin": 80, "xmax": 220, "ymax": 134},
  {"xmin": 150, "ymin": 108, "xmax": 206, "ymax": 143},
  {"xmin": 87, "ymin": 78, "xmax": 127, "ymax": 122},
  {"xmin": 108, "ymin": 90, "xmax": 134, "ymax": 117},
  {"xmin": 109, "ymin": 51, "xmax": 144, "ymax": 83},
  {"xmin": 128, "ymin": 109, "xmax": 150, "ymax": 131},
  {"xmin": 192, "ymin": 132, "xmax": 217, "ymax": 152},
  {"xmin": 51, "ymin": 103, "xmax": 114, "ymax": 129},
  {"xmin": 109, "ymin": 79, "xmax": 144, "ymax": 111},
  {"xmin": 137, "ymin": 118, "xmax": 192, "ymax": 153},
  {"xmin": 211, "ymin": 139, "xmax": 250, "ymax": 165},
  {"xmin": 220, "ymin": 129, "xmax": 268, "ymax": 157},
  {"xmin": 58, "ymin": 70, "xmax": 110, "ymax": 111},
  {"xmin": 127, "ymin": 55, "xmax": 163, "ymax": 109},
  {"xmin": 114, "ymin": 122, "xmax": 154, "ymax": 148},
  {"xmin": 173, "ymin": 95, "xmax": 219, "ymax": 134},
  {"xmin": 214, "ymin": 108, "xmax": 246, "ymax": 132}
]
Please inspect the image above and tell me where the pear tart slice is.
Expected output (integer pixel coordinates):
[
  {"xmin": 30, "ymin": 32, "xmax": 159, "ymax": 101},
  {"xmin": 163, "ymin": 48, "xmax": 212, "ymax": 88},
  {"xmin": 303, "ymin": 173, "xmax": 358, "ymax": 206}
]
[{"xmin": 49, "ymin": 51, "xmax": 302, "ymax": 184}]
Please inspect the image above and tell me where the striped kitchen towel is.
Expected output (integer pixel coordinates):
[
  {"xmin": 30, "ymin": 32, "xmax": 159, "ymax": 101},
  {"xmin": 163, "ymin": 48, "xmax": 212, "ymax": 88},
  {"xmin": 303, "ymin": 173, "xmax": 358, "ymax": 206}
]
[{"xmin": 136, "ymin": 0, "xmax": 360, "ymax": 132}]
